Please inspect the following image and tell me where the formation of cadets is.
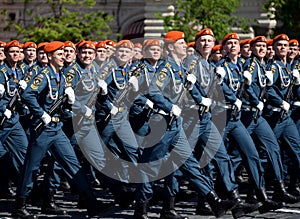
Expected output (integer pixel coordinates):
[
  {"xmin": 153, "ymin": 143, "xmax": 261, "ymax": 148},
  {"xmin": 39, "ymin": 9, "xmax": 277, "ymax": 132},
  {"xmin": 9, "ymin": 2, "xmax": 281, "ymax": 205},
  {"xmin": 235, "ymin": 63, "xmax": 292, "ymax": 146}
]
[{"xmin": 1, "ymin": 28, "xmax": 300, "ymax": 219}]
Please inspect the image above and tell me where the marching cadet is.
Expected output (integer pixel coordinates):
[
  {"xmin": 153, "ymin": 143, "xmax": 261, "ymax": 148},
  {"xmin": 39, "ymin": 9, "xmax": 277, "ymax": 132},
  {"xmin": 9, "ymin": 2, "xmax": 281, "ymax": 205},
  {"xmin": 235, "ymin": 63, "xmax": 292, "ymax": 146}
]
[
  {"xmin": 186, "ymin": 42, "xmax": 195, "ymax": 58},
  {"xmin": 239, "ymin": 38, "xmax": 252, "ymax": 61},
  {"xmin": 240, "ymin": 35, "xmax": 299, "ymax": 204},
  {"xmin": 0, "ymin": 41, "xmax": 6, "ymax": 66},
  {"xmin": 133, "ymin": 30, "xmax": 238, "ymax": 219},
  {"xmin": 128, "ymin": 39, "xmax": 164, "ymax": 146},
  {"xmin": 63, "ymin": 40, "xmax": 110, "ymax": 206},
  {"xmin": 287, "ymin": 39, "xmax": 299, "ymax": 68},
  {"xmin": 263, "ymin": 34, "xmax": 300, "ymax": 198},
  {"xmin": 95, "ymin": 39, "xmax": 140, "ymax": 208},
  {"xmin": 183, "ymin": 28, "xmax": 261, "ymax": 218},
  {"xmin": 12, "ymin": 41, "xmax": 109, "ymax": 218},
  {"xmin": 64, "ymin": 40, "xmax": 77, "ymax": 68},
  {"xmin": 95, "ymin": 41, "xmax": 108, "ymax": 69},
  {"xmin": 213, "ymin": 32, "xmax": 284, "ymax": 213},
  {"xmin": 0, "ymin": 40, "xmax": 28, "ymax": 199}
]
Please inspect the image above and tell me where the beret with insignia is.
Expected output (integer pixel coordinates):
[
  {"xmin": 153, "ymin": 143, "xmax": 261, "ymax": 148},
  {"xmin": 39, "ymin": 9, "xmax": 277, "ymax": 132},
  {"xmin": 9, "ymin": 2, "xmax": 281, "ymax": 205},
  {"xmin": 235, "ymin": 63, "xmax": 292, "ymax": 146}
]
[
  {"xmin": 195, "ymin": 28, "xmax": 214, "ymax": 42},
  {"xmin": 222, "ymin": 33, "xmax": 239, "ymax": 45},
  {"xmin": 273, "ymin": 34, "xmax": 289, "ymax": 43},
  {"xmin": 4, "ymin": 40, "xmax": 20, "ymax": 51},
  {"xmin": 23, "ymin": 42, "xmax": 37, "ymax": 49},
  {"xmin": 44, "ymin": 41, "xmax": 64, "ymax": 53},
  {"xmin": 164, "ymin": 31, "xmax": 185, "ymax": 43}
]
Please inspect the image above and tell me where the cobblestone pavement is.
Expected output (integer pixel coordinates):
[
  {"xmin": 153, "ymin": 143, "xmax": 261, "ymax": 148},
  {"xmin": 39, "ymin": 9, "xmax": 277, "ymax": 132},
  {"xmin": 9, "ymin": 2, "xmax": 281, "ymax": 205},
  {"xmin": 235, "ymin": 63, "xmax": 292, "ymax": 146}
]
[{"xmin": 1, "ymin": 182, "xmax": 300, "ymax": 219}]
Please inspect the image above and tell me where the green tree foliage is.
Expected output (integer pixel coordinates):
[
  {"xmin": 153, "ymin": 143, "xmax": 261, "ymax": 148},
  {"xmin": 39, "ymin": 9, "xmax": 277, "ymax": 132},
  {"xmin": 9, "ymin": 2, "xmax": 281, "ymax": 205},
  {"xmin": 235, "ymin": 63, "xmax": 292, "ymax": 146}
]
[
  {"xmin": 1, "ymin": 0, "xmax": 114, "ymax": 43},
  {"xmin": 161, "ymin": 0, "xmax": 250, "ymax": 42},
  {"xmin": 263, "ymin": 0, "xmax": 300, "ymax": 39}
]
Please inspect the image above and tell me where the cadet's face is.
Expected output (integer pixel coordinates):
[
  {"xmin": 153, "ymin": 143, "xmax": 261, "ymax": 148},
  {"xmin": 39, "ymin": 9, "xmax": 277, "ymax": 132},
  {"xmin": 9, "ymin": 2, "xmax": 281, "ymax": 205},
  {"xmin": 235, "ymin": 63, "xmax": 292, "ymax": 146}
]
[
  {"xmin": 19, "ymin": 49, "xmax": 24, "ymax": 61},
  {"xmin": 173, "ymin": 39, "xmax": 187, "ymax": 58},
  {"xmin": 133, "ymin": 47, "xmax": 143, "ymax": 60},
  {"xmin": 6, "ymin": 46, "xmax": 20, "ymax": 64},
  {"xmin": 37, "ymin": 50, "xmax": 48, "ymax": 65},
  {"xmin": 196, "ymin": 35, "xmax": 215, "ymax": 56},
  {"xmin": 211, "ymin": 51, "xmax": 222, "ymax": 62},
  {"xmin": 251, "ymin": 42, "xmax": 266, "ymax": 58},
  {"xmin": 224, "ymin": 39, "xmax": 240, "ymax": 56},
  {"xmin": 106, "ymin": 45, "xmax": 116, "ymax": 58},
  {"xmin": 143, "ymin": 45, "xmax": 161, "ymax": 61},
  {"xmin": 64, "ymin": 47, "xmax": 76, "ymax": 63},
  {"xmin": 240, "ymin": 44, "xmax": 252, "ymax": 58},
  {"xmin": 78, "ymin": 48, "xmax": 95, "ymax": 66},
  {"xmin": 96, "ymin": 48, "xmax": 107, "ymax": 62},
  {"xmin": 24, "ymin": 48, "xmax": 36, "ymax": 62},
  {"xmin": 49, "ymin": 49, "xmax": 65, "ymax": 68},
  {"xmin": 266, "ymin": 45, "xmax": 274, "ymax": 59},
  {"xmin": 186, "ymin": 47, "xmax": 195, "ymax": 57},
  {"xmin": 273, "ymin": 40, "xmax": 289, "ymax": 58},
  {"xmin": 115, "ymin": 47, "xmax": 132, "ymax": 65},
  {"xmin": 288, "ymin": 46, "xmax": 299, "ymax": 60},
  {"xmin": 0, "ymin": 47, "xmax": 5, "ymax": 61}
]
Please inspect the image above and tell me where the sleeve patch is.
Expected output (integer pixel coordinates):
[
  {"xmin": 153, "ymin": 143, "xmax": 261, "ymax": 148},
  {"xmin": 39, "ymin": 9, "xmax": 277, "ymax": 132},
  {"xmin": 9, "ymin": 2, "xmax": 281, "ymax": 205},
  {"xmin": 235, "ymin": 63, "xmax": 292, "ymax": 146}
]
[{"xmin": 30, "ymin": 76, "xmax": 43, "ymax": 90}]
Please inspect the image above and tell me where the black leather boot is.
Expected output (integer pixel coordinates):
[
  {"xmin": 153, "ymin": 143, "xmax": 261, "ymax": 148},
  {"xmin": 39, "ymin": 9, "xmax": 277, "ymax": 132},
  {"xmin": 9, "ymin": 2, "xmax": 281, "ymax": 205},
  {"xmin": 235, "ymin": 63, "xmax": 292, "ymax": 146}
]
[
  {"xmin": 160, "ymin": 196, "xmax": 189, "ymax": 219},
  {"xmin": 256, "ymin": 187, "xmax": 284, "ymax": 214},
  {"xmin": 134, "ymin": 201, "xmax": 149, "ymax": 219},
  {"xmin": 272, "ymin": 180, "xmax": 299, "ymax": 204},
  {"xmin": 245, "ymin": 183, "xmax": 259, "ymax": 204},
  {"xmin": 205, "ymin": 190, "xmax": 238, "ymax": 218},
  {"xmin": 195, "ymin": 196, "xmax": 213, "ymax": 215},
  {"xmin": 288, "ymin": 176, "xmax": 300, "ymax": 196},
  {"xmin": 229, "ymin": 189, "xmax": 261, "ymax": 219},
  {"xmin": 41, "ymin": 190, "xmax": 67, "ymax": 215},
  {"xmin": 81, "ymin": 189, "xmax": 112, "ymax": 217},
  {"xmin": 11, "ymin": 196, "xmax": 37, "ymax": 219}
]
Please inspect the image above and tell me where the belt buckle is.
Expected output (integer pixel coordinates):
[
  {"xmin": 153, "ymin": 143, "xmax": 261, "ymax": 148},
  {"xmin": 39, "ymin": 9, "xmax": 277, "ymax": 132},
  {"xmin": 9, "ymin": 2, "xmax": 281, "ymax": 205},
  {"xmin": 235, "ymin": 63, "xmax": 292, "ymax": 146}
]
[{"xmin": 52, "ymin": 117, "xmax": 60, "ymax": 123}]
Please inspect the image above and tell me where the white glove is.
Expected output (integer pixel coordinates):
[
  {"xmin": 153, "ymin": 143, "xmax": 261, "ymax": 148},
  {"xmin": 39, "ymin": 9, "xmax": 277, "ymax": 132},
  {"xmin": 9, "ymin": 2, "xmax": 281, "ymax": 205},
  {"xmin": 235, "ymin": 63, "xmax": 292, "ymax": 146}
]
[
  {"xmin": 64, "ymin": 87, "xmax": 75, "ymax": 104},
  {"xmin": 145, "ymin": 99, "xmax": 154, "ymax": 109},
  {"xmin": 186, "ymin": 74, "xmax": 197, "ymax": 90},
  {"xmin": 234, "ymin": 99, "xmax": 242, "ymax": 112},
  {"xmin": 19, "ymin": 80, "xmax": 27, "ymax": 90},
  {"xmin": 128, "ymin": 76, "xmax": 139, "ymax": 92},
  {"xmin": 265, "ymin": 70, "xmax": 273, "ymax": 86},
  {"xmin": 256, "ymin": 101, "xmax": 264, "ymax": 112},
  {"xmin": 292, "ymin": 69, "xmax": 300, "ymax": 85},
  {"xmin": 97, "ymin": 79, "xmax": 108, "ymax": 95},
  {"xmin": 201, "ymin": 97, "xmax": 212, "ymax": 107},
  {"xmin": 280, "ymin": 100, "xmax": 290, "ymax": 112},
  {"xmin": 171, "ymin": 104, "xmax": 182, "ymax": 118},
  {"xmin": 41, "ymin": 111, "xmax": 51, "ymax": 125},
  {"xmin": 0, "ymin": 84, "xmax": 5, "ymax": 98},
  {"xmin": 4, "ymin": 109, "xmax": 12, "ymax": 119},
  {"xmin": 215, "ymin": 67, "xmax": 226, "ymax": 84},
  {"xmin": 243, "ymin": 70, "xmax": 252, "ymax": 85},
  {"xmin": 85, "ymin": 106, "xmax": 92, "ymax": 117},
  {"xmin": 110, "ymin": 105, "xmax": 119, "ymax": 116}
]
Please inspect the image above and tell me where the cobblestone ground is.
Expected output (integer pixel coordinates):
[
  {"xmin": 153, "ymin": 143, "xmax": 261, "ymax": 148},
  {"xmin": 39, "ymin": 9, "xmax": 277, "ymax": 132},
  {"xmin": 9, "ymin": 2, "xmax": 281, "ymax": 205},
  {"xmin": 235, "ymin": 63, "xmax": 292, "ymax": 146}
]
[{"xmin": 1, "ymin": 180, "xmax": 300, "ymax": 219}]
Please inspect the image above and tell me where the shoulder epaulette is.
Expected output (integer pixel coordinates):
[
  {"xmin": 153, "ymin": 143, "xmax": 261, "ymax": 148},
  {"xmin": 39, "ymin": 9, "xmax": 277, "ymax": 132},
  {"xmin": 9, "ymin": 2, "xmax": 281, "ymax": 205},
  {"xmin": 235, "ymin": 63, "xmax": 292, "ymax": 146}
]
[{"xmin": 41, "ymin": 68, "xmax": 49, "ymax": 74}]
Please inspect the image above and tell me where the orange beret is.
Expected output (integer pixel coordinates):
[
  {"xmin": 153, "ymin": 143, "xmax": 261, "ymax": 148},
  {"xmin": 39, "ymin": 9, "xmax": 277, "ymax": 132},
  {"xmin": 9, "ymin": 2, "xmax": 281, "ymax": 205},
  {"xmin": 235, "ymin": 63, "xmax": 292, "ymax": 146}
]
[
  {"xmin": 239, "ymin": 38, "xmax": 251, "ymax": 46},
  {"xmin": 289, "ymin": 39, "xmax": 299, "ymax": 47},
  {"xmin": 64, "ymin": 41, "xmax": 76, "ymax": 50},
  {"xmin": 222, "ymin": 33, "xmax": 240, "ymax": 45},
  {"xmin": 77, "ymin": 40, "xmax": 96, "ymax": 50},
  {"xmin": 4, "ymin": 40, "xmax": 20, "ymax": 51},
  {"xmin": 266, "ymin": 39, "xmax": 273, "ymax": 47},
  {"xmin": 44, "ymin": 41, "xmax": 64, "ymax": 53},
  {"xmin": 143, "ymin": 39, "xmax": 161, "ymax": 50},
  {"xmin": 134, "ymin": 43, "xmax": 142, "ymax": 49},
  {"xmin": 250, "ymin": 36, "xmax": 267, "ymax": 46},
  {"xmin": 164, "ymin": 31, "xmax": 185, "ymax": 43},
  {"xmin": 212, "ymin": 44, "xmax": 222, "ymax": 54},
  {"xmin": 195, "ymin": 28, "xmax": 214, "ymax": 41},
  {"xmin": 23, "ymin": 42, "xmax": 37, "ymax": 49},
  {"xmin": 96, "ymin": 41, "xmax": 107, "ymax": 49},
  {"xmin": 104, "ymin": 40, "xmax": 116, "ymax": 47},
  {"xmin": 116, "ymin": 40, "xmax": 134, "ymax": 49},
  {"xmin": 37, "ymin": 42, "xmax": 49, "ymax": 51},
  {"xmin": 273, "ymin": 34, "xmax": 289, "ymax": 43},
  {"xmin": 187, "ymin": 42, "xmax": 195, "ymax": 48},
  {"xmin": 0, "ymin": 41, "xmax": 6, "ymax": 48}
]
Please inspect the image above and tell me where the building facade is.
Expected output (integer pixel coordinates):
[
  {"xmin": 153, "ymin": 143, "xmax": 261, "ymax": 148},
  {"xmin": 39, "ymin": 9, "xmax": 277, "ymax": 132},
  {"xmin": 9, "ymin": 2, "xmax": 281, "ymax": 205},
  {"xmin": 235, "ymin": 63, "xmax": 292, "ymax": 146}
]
[{"xmin": 0, "ymin": 0, "xmax": 275, "ymax": 42}]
